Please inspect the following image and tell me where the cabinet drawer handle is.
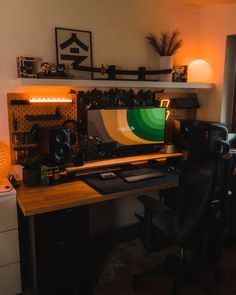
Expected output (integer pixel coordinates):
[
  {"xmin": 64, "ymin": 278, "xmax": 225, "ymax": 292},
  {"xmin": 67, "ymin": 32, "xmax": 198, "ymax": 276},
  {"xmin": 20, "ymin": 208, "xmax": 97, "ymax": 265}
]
[
  {"xmin": 66, "ymin": 209, "xmax": 73, "ymax": 214},
  {"xmin": 57, "ymin": 241, "xmax": 66, "ymax": 246}
]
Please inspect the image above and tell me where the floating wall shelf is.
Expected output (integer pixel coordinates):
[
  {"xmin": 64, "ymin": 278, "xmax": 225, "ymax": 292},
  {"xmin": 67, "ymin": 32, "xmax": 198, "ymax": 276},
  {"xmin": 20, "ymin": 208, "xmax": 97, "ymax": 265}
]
[{"xmin": 15, "ymin": 78, "xmax": 214, "ymax": 90}]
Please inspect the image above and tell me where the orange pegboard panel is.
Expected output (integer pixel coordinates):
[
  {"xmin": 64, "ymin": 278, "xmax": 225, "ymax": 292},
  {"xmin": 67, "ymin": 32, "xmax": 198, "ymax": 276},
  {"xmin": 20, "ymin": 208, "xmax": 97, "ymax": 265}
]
[{"xmin": 7, "ymin": 92, "xmax": 78, "ymax": 164}]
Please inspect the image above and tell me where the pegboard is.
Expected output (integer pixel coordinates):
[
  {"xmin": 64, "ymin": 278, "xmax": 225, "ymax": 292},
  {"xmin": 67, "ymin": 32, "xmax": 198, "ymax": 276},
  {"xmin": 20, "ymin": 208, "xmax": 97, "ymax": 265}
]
[
  {"xmin": 7, "ymin": 93, "xmax": 77, "ymax": 164},
  {"xmin": 7, "ymin": 90, "xmax": 198, "ymax": 164}
]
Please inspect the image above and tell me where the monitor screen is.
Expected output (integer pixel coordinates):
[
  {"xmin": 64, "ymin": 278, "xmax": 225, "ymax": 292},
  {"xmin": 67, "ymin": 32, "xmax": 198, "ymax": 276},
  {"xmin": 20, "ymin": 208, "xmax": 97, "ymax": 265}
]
[{"xmin": 87, "ymin": 107, "xmax": 166, "ymax": 147}]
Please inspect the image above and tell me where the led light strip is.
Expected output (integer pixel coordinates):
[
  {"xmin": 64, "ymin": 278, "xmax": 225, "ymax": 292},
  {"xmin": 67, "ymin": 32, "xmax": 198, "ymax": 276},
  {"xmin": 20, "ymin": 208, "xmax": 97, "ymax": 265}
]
[
  {"xmin": 160, "ymin": 98, "xmax": 170, "ymax": 108},
  {"xmin": 166, "ymin": 110, "xmax": 170, "ymax": 121},
  {"xmin": 160, "ymin": 99, "xmax": 171, "ymax": 120},
  {"xmin": 29, "ymin": 96, "xmax": 72, "ymax": 103}
]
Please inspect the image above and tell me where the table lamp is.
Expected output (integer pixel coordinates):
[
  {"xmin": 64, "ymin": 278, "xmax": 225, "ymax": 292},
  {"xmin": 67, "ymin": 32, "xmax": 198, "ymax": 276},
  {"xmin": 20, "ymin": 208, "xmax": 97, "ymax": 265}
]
[
  {"xmin": 188, "ymin": 59, "xmax": 212, "ymax": 83},
  {"xmin": 0, "ymin": 141, "xmax": 10, "ymax": 178}
]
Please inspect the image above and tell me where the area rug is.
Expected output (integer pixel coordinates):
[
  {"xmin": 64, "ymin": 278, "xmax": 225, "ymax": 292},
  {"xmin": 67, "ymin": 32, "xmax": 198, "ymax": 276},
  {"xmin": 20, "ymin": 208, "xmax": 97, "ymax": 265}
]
[{"xmin": 95, "ymin": 238, "xmax": 173, "ymax": 287}]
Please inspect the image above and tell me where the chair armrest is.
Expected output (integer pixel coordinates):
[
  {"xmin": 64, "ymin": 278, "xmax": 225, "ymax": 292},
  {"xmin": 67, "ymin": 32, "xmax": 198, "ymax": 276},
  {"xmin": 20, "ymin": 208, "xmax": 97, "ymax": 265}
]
[
  {"xmin": 136, "ymin": 195, "xmax": 171, "ymax": 251},
  {"xmin": 137, "ymin": 195, "xmax": 170, "ymax": 214}
]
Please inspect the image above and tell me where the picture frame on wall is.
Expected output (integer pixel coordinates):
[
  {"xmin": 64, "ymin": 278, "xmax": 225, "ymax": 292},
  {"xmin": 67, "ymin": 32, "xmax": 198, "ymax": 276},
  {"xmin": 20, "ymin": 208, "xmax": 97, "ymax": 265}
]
[{"xmin": 55, "ymin": 27, "xmax": 93, "ymax": 79}]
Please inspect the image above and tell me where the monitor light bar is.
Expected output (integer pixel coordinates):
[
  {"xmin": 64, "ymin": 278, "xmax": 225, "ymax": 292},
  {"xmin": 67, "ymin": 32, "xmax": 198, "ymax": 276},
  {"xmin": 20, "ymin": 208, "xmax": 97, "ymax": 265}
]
[{"xmin": 29, "ymin": 96, "xmax": 72, "ymax": 103}]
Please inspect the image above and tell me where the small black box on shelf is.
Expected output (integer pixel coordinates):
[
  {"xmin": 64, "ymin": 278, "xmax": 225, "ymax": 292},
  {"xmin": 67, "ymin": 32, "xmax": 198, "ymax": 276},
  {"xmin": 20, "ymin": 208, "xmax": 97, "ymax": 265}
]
[{"xmin": 170, "ymin": 97, "xmax": 199, "ymax": 109}]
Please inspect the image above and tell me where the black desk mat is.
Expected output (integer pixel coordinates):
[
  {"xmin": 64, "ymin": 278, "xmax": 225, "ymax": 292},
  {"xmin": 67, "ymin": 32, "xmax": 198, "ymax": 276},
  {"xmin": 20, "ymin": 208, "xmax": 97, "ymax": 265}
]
[{"xmin": 83, "ymin": 169, "xmax": 178, "ymax": 195}]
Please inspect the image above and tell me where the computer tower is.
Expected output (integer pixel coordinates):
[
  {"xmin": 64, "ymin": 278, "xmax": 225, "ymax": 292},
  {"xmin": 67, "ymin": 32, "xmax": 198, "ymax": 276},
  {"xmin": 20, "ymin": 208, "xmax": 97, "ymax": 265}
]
[
  {"xmin": 37, "ymin": 127, "xmax": 72, "ymax": 165},
  {"xmin": 173, "ymin": 119, "xmax": 199, "ymax": 149},
  {"xmin": 173, "ymin": 119, "xmax": 227, "ymax": 161}
]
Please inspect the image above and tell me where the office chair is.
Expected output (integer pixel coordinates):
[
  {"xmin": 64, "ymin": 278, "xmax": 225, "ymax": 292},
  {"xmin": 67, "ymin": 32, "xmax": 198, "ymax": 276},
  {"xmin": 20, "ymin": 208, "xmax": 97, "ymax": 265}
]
[{"xmin": 133, "ymin": 127, "xmax": 234, "ymax": 295}]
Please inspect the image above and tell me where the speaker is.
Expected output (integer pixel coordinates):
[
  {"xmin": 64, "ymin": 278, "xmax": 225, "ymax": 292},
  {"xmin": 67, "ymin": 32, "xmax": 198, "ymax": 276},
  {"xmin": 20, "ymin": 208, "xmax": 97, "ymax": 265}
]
[
  {"xmin": 173, "ymin": 119, "xmax": 199, "ymax": 149},
  {"xmin": 37, "ymin": 127, "xmax": 72, "ymax": 165}
]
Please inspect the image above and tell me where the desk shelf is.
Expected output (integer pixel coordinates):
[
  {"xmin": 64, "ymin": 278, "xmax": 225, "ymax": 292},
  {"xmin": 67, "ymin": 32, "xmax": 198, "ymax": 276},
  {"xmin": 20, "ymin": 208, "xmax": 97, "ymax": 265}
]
[
  {"xmin": 15, "ymin": 78, "xmax": 214, "ymax": 90},
  {"xmin": 66, "ymin": 152, "xmax": 183, "ymax": 173}
]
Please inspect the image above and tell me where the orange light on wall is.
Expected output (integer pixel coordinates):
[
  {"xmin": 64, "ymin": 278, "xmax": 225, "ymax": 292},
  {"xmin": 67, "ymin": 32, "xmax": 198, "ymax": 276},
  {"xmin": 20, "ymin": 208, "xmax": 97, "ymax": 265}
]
[{"xmin": 188, "ymin": 59, "xmax": 212, "ymax": 83}]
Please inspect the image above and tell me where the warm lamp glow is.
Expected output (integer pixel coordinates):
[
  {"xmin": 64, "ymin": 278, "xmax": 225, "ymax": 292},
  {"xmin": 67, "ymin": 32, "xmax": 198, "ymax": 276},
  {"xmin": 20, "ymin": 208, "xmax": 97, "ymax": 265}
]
[
  {"xmin": 0, "ymin": 142, "xmax": 10, "ymax": 178},
  {"xmin": 188, "ymin": 59, "xmax": 212, "ymax": 82}
]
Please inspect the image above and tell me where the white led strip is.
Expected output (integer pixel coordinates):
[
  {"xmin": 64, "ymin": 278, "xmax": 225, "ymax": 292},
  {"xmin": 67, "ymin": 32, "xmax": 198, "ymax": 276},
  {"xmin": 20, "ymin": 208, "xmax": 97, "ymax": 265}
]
[
  {"xmin": 160, "ymin": 98, "xmax": 170, "ymax": 120},
  {"xmin": 160, "ymin": 98, "xmax": 170, "ymax": 108},
  {"xmin": 166, "ymin": 110, "xmax": 170, "ymax": 120},
  {"xmin": 29, "ymin": 96, "xmax": 72, "ymax": 103}
]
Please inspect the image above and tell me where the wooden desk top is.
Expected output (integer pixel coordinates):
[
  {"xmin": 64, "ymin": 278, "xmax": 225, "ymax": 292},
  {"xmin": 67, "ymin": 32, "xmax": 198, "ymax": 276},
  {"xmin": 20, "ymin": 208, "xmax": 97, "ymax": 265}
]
[{"xmin": 17, "ymin": 152, "xmax": 182, "ymax": 217}]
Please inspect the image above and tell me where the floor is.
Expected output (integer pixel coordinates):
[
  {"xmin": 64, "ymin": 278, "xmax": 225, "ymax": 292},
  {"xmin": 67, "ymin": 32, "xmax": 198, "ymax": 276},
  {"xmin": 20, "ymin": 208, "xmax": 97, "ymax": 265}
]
[
  {"xmin": 93, "ymin": 241, "xmax": 236, "ymax": 295},
  {"xmin": 22, "ymin": 239, "xmax": 236, "ymax": 295}
]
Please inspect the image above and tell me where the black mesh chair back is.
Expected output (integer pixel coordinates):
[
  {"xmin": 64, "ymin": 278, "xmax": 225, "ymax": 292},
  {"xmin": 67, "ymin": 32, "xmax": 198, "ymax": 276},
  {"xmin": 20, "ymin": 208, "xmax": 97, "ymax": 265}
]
[{"xmin": 133, "ymin": 125, "xmax": 233, "ymax": 294}]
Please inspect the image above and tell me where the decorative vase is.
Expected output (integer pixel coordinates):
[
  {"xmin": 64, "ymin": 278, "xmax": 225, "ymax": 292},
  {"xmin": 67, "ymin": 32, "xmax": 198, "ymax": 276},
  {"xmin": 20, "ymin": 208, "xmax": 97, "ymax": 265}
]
[
  {"xmin": 159, "ymin": 55, "xmax": 173, "ymax": 82},
  {"xmin": 23, "ymin": 168, "xmax": 41, "ymax": 186}
]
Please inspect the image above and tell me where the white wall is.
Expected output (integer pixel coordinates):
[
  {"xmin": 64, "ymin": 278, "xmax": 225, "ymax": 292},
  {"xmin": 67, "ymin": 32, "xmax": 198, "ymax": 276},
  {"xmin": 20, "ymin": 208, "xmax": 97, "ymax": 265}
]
[
  {"xmin": 197, "ymin": 4, "xmax": 236, "ymax": 123},
  {"xmin": 0, "ymin": 0, "xmax": 200, "ymax": 145},
  {"xmin": 0, "ymin": 0, "xmax": 201, "ymax": 232}
]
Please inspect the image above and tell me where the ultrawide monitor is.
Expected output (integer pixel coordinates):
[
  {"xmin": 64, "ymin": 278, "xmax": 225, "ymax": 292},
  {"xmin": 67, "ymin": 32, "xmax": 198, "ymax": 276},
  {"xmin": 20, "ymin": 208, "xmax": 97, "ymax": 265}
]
[{"xmin": 87, "ymin": 107, "xmax": 166, "ymax": 148}]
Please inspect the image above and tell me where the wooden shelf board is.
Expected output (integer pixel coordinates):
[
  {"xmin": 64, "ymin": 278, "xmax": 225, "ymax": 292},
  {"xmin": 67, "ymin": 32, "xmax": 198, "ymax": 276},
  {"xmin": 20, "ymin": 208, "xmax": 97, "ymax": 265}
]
[{"xmin": 15, "ymin": 78, "xmax": 214, "ymax": 89}]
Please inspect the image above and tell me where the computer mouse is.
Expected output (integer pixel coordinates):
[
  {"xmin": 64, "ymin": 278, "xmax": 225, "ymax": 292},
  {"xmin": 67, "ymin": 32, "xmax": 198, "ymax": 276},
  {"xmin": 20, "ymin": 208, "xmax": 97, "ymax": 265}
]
[{"xmin": 167, "ymin": 166, "xmax": 175, "ymax": 173}]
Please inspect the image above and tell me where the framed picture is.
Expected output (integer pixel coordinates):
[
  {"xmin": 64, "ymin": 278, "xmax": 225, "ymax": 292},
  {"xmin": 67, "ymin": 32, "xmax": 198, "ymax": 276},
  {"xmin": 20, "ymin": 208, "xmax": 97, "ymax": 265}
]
[{"xmin": 55, "ymin": 27, "xmax": 93, "ymax": 79}]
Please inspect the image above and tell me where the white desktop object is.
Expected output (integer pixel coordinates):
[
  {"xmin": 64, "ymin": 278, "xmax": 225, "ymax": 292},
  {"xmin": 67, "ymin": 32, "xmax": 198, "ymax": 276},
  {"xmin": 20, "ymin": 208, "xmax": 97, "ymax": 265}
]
[{"xmin": 0, "ymin": 178, "xmax": 21, "ymax": 295}]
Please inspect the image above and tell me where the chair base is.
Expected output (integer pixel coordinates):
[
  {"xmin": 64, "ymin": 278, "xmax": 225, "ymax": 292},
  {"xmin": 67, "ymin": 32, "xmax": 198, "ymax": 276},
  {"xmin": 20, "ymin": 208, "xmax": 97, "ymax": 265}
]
[{"xmin": 132, "ymin": 254, "xmax": 221, "ymax": 295}]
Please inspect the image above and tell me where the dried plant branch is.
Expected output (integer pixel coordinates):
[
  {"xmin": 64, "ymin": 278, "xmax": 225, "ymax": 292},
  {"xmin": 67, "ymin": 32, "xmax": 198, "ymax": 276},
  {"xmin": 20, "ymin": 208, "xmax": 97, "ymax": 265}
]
[
  {"xmin": 160, "ymin": 31, "xmax": 169, "ymax": 55},
  {"xmin": 146, "ymin": 33, "xmax": 162, "ymax": 54},
  {"xmin": 167, "ymin": 30, "xmax": 183, "ymax": 55},
  {"xmin": 147, "ymin": 30, "xmax": 183, "ymax": 56}
]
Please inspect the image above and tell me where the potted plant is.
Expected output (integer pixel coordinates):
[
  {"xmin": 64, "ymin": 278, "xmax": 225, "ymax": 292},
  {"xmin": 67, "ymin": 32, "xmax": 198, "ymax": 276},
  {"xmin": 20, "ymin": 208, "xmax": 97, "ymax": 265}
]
[
  {"xmin": 147, "ymin": 30, "xmax": 183, "ymax": 81},
  {"xmin": 147, "ymin": 30, "xmax": 183, "ymax": 56},
  {"xmin": 20, "ymin": 154, "xmax": 41, "ymax": 186}
]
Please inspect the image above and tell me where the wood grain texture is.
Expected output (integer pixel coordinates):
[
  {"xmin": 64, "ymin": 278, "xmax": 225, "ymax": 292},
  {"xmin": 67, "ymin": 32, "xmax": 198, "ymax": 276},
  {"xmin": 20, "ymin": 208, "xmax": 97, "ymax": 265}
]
[
  {"xmin": 66, "ymin": 152, "xmax": 183, "ymax": 172},
  {"xmin": 17, "ymin": 179, "xmax": 178, "ymax": 217},
  {"xmin": 17, "ymin": 153, "xmax": 182, "ymax": 216}
]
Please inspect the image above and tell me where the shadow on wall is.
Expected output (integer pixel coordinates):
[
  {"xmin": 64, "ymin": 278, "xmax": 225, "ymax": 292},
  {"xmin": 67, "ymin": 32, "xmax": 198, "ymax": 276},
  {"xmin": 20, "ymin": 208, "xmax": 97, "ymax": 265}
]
[{"xmin": 0, "ymin": 141, "xmax": 11, "ymax": 178}]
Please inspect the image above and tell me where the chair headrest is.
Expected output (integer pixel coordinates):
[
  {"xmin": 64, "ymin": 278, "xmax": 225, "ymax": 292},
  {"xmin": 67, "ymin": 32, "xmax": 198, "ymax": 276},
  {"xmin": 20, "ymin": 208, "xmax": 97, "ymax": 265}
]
[{"xmin": 208, "ymin": 125, "xmax": 229, "ymax": 155}]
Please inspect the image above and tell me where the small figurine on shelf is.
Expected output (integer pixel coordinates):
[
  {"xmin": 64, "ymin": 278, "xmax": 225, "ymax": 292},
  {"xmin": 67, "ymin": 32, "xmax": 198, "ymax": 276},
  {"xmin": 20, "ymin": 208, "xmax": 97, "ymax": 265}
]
[
  {"xmin": 37, "ymin": 62, "xmax": 51, "ymax": 78},
  {"xmin": 56, "ymin": 64, "xmax": 67, "ymax": 78},
  {"xmin": 41, "ymin": 62, "xmax": 50, "ymax": 76},
  {"xmin": 37, "ymin": 62, "xmax": 68, "ymax": 79},
  {"xmin": 172, "ymin": 65, "xmax": 188, "ymax": 82},
  {"xmin": 49, "ymin": 64, "xmax": 57, "ymax": 76},
  {"xmin": 17, "ymin": 56, "xmax": 38, "ymax": 78}
]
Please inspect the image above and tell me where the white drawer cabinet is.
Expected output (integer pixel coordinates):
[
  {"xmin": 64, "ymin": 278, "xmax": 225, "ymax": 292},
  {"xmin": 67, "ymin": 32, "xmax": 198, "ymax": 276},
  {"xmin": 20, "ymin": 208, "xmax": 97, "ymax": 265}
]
[
  {"xmin": 0, "ymin": 194, "xmax": 18, "ymax": 232},
  {"xmin": 0, "ymin": 263, "xmax": 21, "ymax": 295},
  {"xmin": 0, "ymin": 178, "xmax": 21, "ymax": 295},
  {"xmin": 0, "ymin": 230, "xmax": 20, "ymax": 266}
]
